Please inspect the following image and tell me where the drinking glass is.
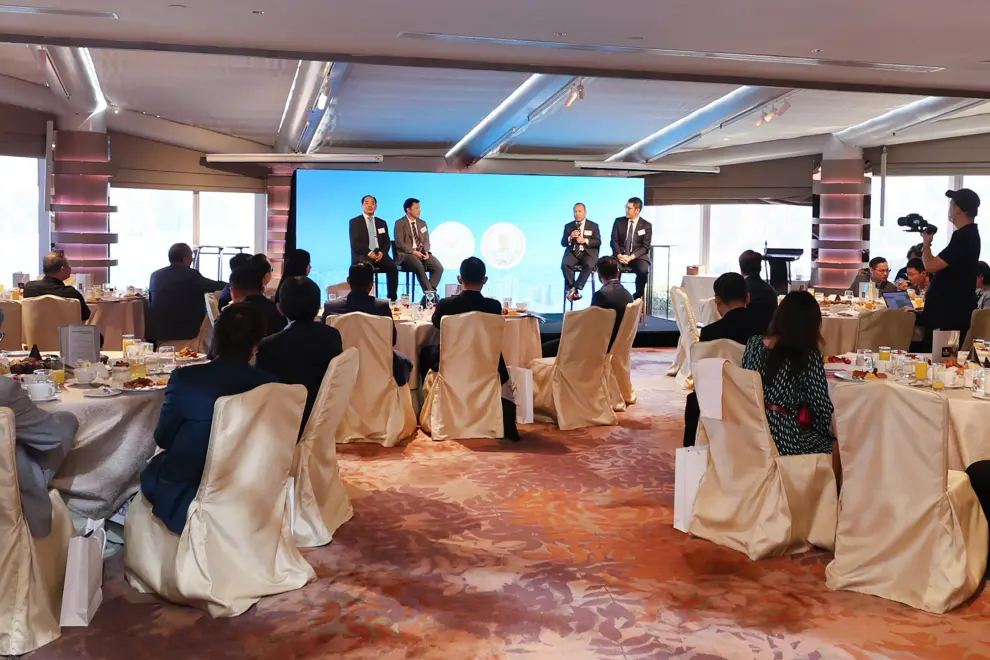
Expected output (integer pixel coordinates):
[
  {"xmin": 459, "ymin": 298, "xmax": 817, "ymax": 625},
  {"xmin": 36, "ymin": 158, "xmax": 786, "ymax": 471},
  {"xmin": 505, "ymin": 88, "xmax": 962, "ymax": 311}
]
[
  {"xmin": 855, "ymin": 349, "xmax": 873, "ymax": 370},
  {"xmin": 121, "ymin": 334, "xmax": 135, "ymax": 352},
  {"xmin": 33, "ymin": 369, "xmax": 52, "ymax": 385},
  {"xmin": 400, "ymin": 293, "xmax": 410, "ymax": 307},
  {"xmin": 112, "ymin": 361, "xmax": 130, "ymax": 386},
  {"xmin": 843, "ymin": 290, "xmax": 854, "ymax": 301},
  {"xmin": 158, "ymin": 346, "xmax": 176, "ymax": 374},
  {"xmin": 129, "ymin": 356, "xmax": 147, "ymax": 380},
  {"xmin": 411, "ymin": 303, "xmax": 423, "ymax": 321},
  {"xmin": 503, "ymin": 298, "xmax": 512, "ymax": 312},
  {"xmin": 49, "ymin": 357, "xmax": 65, "ymax": 390},
  {"xmin": 878, "ymin": 346, "xmax": 891, "ymax": 362},
  {"xmin": 915, "ymin": 360, "xmax": 929, "ymax": 383},
  {"xmin": 975, "ymin": 369, "xmax": 989, "ymax": 396}
]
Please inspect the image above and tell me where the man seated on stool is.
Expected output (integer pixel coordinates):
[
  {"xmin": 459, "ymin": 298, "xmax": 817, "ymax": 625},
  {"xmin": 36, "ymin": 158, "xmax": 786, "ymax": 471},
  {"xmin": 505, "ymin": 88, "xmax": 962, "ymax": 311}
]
[
  {"xmin": 140, "ymin": 304, "xmax": 276, "ymax": 534},
  {"xmin": 394, "ymin": 198, "xmax": 444, "ymax": 295},
  {"xmin": 561, "ymin": 202, "xmax": 601, "ymax": 302},
  {"xmin": 419, "ymin": 257, "xmax": 519, "ymax": 440},
  {"xmin": 542, "ymin": 256, "xmax": 632, "ymax": 358},
  {"xmin": 256, "ymin": 276, "xmax": 343, "ymax": 437},
  {"xmin": 322, "ymin": 262, "xmax": 412, "ymax": 386},
  {"xmin": 23, "ymin": 251, "xmax": 92, "ymax": 321},
  {"xmin": 348, "ymin": 195, "xmax": 399, "ymax": 301},
  {"xmin": 610, "ymin": 197, "xmax": 652, "ymax": 300},
  {"xmin": 683, "ymin": 272, "xmax": 759, "ymax": 447},
  {"xmin": 0, "ymin": 375, "xmax": 78, "ymax": 537}
]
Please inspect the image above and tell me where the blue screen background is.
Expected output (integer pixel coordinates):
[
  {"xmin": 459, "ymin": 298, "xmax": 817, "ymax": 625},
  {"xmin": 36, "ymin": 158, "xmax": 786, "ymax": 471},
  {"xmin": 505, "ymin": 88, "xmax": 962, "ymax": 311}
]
[{"xmin": 294, "ymin": 170, "xmax": 644, "ymax": 313}]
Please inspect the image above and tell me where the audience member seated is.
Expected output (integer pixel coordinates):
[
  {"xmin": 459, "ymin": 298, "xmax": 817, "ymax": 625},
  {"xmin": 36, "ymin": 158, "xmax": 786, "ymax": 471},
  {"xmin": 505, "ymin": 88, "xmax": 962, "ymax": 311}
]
[
  {"xmin": 323, "ymin": 262, "xmax": 412, "ymax": 386},
  {"xmin": 139, "ymin": 303, "xmax": 277, "ymax": 534},
  {"xmin": 542, "ymin": 255, "xmax": 632, "ymax": 358},
  {"xmin": 0, "ymin": 377, "xmax": 77, "ymax": 538},
  {"xmin": 420, "ymin": 257, "xmax": 518, "ymax": 439},
  {"xmin": 256, "ymin": 276, "xmax": 343, "ymax": 436},
  {"xmin": 217, "ymin": 253, "xmax": 251, "ymax": 310},
  {"xmin": 741, "ymin": 291, "xmax": 835, "ymax": 457},
  {"xmin": 977, "ymin": 261, "xmax": 990, "ymax": 310},
  {"xmin": 148, "ymin": 243, "xmax": 226, "ymax": 347},
  {"xmin": 895, "ymin": 243, "xmax": 923, "ymax": 285},
  {"xmin": 229, "ymin": 262, "xmax": 286, "ymax": 337},
  {"xmin": 683, "ymin": 272, "xmax": 760, "ymax": 447},
  {"xmin": 23, "ymin": 251, "xmax": 91, "ymax": 321},
  {"xmin": 903, "ymin": 258, "xmax": 931, "ymax": 297},
  {"xmin": 848, "ymin": 256, "xmax": 898, "ymax": 296},
  {"xmin": 275, "ymin": 249, "xmax": 311, "ymax": 304},
  {"xmin": 739, "ymin": 249, "xmax": 778, "ymax": 335}
]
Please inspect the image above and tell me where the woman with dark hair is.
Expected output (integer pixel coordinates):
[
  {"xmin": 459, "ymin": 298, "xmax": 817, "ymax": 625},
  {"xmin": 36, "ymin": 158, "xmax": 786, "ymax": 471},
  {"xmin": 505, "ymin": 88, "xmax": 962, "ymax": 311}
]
[
  {"xmin": 977, "ymin": 261, "xmax": 990, "ymax": 310},
  {"xmin": 741, "ymin": 291, "xmax": 835, "ymax": 456},
  {"xmin": 274, "ymin": 249, "xmax": 311, "ymax": 303}
]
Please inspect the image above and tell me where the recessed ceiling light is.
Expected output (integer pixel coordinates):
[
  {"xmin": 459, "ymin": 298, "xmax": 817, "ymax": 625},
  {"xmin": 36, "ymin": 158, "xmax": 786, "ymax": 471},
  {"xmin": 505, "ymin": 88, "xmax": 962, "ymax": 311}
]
[
  {"xmin": 629, "ymin": 36, "xmax": 645, "ymax": 41},
  {"xmin": 168, "ymin": 3, "xmax": 186, "ymax": 8},
  {"xmin": 0, "ymin": 4, "xmax": 118, "ymax": 18},
  {"xmin": 554, "ymin": 31, "xmax": 566, "ymax": 37},
  {"xmin": 252, "ymin": 9, "xmax": 264, "ymax": 14},
  {"xmin": 811, "ymin": 48, "xmax": 823, "ymax": 54}
]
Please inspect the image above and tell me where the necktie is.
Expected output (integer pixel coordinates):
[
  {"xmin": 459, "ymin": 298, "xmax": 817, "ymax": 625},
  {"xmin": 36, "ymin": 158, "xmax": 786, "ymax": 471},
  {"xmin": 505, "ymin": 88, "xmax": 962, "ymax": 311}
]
[
  {"xmin": 411, "ymin": 219, "xmax": 422, "ymax": 252},
  {"xmin": 625, "ymin": 220, "xmax": 635, "ymax": 253},
  {"xmin": 366, "ymin": 215, "xmax": 377, "ymax": 249}
]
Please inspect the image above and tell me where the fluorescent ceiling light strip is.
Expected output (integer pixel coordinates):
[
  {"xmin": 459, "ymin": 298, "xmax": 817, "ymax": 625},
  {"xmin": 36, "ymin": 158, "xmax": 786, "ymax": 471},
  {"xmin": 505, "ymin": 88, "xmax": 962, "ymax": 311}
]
[
  {"xmin": 575, "ymin": 161, "xmax": 719, "ymax": 174},
  {"xmin": 206, "ymin": 154, "xmax": 382, "ymax": 163},
  {"xmin": 77, "ymin": 47, "xmax": 107, "ymax": 113},
  {"xmin": 0, "ymin": 4, "xmax": 117, "ymax": 18},
  {"xmin": 400, "ymin": 32, "xmax": 943, "ymax": 73},
  {"xmin": 275, "ymin": 60, "xmax": 304, "ymax": 141}
]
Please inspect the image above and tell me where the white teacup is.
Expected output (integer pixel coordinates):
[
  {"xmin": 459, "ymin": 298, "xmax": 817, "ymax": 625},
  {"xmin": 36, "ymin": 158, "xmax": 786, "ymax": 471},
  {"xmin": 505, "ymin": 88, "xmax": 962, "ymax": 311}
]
[
  {"xmin": 75, "ymin": 365, "xmax": 97, "ymax": 384},
  {"xmin": 26, "ymin": 382, "xmax": 55, "ymax": 401}
]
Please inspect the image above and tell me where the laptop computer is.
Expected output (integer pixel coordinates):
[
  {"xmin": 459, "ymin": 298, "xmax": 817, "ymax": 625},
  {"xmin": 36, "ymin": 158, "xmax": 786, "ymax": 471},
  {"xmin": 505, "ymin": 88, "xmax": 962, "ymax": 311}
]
[{"xmin": 882, "ymin": 291, "xmax": 914, "ymax": 310}]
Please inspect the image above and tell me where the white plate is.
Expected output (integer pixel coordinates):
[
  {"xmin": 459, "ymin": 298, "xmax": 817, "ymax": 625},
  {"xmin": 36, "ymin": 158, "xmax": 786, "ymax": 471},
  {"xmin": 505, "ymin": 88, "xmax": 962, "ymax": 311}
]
[
  {"xmin": 84, "ymin": 387, "xmax": 121, "ymax": 398},
  {"xmin": 121, "ymin": 385, "xmax": 167, "ymax": 393},
  {"xmin": 833, "ymin": 372, "xmax": 866, "ymax": 383},
  {"xmin": 2, "ymin": 351, "xmax": 29, "ymax": 358},
  {"xmin": 175, "ymin": 355, "xmax": 203, "ymax": 362},
  {"xmin": 973, "ymin": 391, "xmax": 990, "ymax": 401}
]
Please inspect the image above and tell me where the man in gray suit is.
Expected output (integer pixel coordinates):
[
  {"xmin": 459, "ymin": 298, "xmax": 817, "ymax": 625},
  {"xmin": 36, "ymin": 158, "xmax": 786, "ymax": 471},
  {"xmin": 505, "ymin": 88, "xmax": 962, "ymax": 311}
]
[
  {"xmin": 394, "ymin": 198, "xmax": 444, "ymax": 294},
  {"xmin": 0, "ymin": 378, "xmax": 77, "ymax": 537}
]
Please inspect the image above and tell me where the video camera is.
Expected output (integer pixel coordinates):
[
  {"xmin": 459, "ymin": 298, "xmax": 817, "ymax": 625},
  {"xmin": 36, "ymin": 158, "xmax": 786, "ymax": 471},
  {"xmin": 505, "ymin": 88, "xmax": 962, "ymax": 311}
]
[{"xmin": 897, "ymin": 213, "xmax": 938, "ymax": 235}]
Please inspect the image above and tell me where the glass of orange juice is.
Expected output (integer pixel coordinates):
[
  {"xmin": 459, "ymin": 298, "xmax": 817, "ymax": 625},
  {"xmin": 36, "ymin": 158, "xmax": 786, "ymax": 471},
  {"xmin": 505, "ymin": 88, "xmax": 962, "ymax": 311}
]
[
  {"xmin": 50, "ymin": 356, "xmax": 65, "ymax": 390},
  {"xmin": 121, "ymin": 334, "xmax": 136, "ymax": 353},
  {"xmin": 914, "ymin": 360, "xmax": 929, "ymax": 382},
  {"xmin": 878, "ymin": 346, "xmax": 891, "ymax": 362}
]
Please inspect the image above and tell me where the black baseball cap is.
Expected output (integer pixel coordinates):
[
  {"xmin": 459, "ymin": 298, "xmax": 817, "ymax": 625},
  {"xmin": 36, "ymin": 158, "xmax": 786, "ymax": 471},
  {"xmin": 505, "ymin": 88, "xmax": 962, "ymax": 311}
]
[{"xmin": 946, "ymin": 188, "xmax": 980, "ymax": 218}]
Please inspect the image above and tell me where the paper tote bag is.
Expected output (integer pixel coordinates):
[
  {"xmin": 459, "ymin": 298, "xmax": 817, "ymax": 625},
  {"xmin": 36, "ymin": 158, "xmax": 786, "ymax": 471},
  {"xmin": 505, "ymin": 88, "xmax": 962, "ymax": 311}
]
[
  {"xmin": 674, "ymin": 446, "xmax": 708, "ymax": 533},
  {"xmin": 60, "ymin": 519, "xmax": 106, "ymax": 627},
  {"xmin": 508, "ymin": 366, "xmax": 534, "ymax": 425}
]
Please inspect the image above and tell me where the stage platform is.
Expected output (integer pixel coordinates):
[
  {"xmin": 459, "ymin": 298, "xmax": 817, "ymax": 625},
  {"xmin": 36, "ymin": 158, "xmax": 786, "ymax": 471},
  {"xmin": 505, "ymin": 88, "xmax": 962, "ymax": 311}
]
[{"xmin": 537, "ymin": 313, "xmax": 679, "ymax": 349}]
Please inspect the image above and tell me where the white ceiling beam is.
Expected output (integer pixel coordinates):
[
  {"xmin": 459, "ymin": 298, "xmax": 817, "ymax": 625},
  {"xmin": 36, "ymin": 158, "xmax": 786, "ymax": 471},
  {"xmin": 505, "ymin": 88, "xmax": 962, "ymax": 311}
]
[
  {"xmin": 833, "ymin": 96, "xmax": 988, "ymax": 147},
  {"xmin": 445, "ymin": 73, "xmax": 579, "ymax": 168},
  {"xmin": 274, "ymin": 60, "xmax": 329, "ymax": 153},
  {"xmin": 655, "ymin": 134, "xmax": 832, "ymax": 167},
  {"xmin": 297, "ymin": 62, "xmax": 352, "ymax": 154},
  {"xmin": 41, "ymin": 45, "xmax": 107, "ymax": 131},
  {"xmin": 607, "ymin": 86, "xmax": 793, "ymax": 163}
]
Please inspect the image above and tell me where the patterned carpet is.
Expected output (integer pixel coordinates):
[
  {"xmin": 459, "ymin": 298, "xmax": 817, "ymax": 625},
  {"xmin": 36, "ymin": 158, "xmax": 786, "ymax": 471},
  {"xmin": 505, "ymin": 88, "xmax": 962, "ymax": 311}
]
[{"xmin": 31, "ymin": 350, "xmax": 990, "ymax": 660}]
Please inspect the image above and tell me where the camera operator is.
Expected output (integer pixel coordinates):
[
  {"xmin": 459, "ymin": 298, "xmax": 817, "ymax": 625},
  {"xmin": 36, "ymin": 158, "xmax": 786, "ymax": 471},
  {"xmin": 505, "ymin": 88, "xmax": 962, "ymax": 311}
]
[{"xmin": 921, "ymin": 188, "xmax": 982, "ymax": 339}]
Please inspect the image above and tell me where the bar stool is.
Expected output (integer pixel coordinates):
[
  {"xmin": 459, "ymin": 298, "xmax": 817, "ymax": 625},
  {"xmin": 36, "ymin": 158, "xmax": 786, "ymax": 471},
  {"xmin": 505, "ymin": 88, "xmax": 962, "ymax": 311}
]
[
  {"xmin": 561, "ymin": 265, "xmax": 597, "ymax": 314},
  {"xmin": 619, "ymin": 263, "xmax": 652, "ymax": 325}
]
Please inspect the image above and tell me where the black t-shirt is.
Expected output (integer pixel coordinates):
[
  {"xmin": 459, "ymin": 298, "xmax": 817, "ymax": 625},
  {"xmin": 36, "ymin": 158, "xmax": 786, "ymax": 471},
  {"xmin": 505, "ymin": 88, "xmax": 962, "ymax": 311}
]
[{"xmin": 925, "ymin": 222, "xmax": 981, "ymax": 331}]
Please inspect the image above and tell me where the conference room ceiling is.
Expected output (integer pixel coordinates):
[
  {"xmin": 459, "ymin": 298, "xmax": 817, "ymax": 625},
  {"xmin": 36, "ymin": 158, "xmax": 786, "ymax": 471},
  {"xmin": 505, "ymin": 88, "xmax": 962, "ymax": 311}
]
[{"xmin": 1, "ymin": 0, "xmax": 990, "ymax": 96}]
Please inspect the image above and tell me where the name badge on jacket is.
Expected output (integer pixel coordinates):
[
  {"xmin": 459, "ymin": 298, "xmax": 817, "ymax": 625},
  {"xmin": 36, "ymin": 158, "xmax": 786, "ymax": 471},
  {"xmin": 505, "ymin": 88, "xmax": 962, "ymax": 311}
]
[
  {"xmin": 420, "ymin": 226, "xmax": 428, "ymax": 234},
  {"xmin": 377, "ymin": 228, "xmax": 386, "ymax": 234},
  {"xmin": 584, "ymin": 230, "xmax": 593, "ymax": 236},
  {"xmin": 637, "ymin": 229, "xmax": 646, "ymax": 236}
]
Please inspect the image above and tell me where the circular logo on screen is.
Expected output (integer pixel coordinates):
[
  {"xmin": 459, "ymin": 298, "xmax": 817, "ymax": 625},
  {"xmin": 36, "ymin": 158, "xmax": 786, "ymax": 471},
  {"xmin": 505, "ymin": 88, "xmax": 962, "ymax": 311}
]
[
  {"xmin": 481, "ymin": 223, "xmax": 526, "ymax": 270},
  {"xmin": 429, "ymin": 222, "xmax": 476, "ymax": 268}
]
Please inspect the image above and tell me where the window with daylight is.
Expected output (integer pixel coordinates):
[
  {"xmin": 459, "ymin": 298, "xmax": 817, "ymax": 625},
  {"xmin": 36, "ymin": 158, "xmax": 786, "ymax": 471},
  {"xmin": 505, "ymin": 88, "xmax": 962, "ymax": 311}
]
[
  {"xmin": 708, "ymin": 204, "xmax": 812, "ymax": 281},
  {"xmin": 197, "ymin": 191, "xmax": 257, "ymax": 280},
  {"xmin": 646, "ymin": 204, "xmax": 703, "ymax": 283},
  {"xmin": 869, "ymin": 176, "xmax": 952, "ymax": 278},
  {"xmin": 0, "ymin": 156, "xmax": 40, "ymax": 283},
  {"xmin": 109, "ymin": 188, "xmax": 194, "ymax": 288}
]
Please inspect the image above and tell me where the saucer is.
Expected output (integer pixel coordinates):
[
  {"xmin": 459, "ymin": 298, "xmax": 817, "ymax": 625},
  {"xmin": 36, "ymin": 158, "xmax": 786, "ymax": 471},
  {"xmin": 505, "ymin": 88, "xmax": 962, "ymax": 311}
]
[{"xmin": 28, "ymin": 394, "xmax": 61, "ymax": 403}]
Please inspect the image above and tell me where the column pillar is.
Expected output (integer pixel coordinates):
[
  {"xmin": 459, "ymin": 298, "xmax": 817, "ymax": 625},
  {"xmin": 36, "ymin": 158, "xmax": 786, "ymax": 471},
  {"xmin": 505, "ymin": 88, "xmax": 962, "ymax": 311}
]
[
  {"xmin": 811, "ymin": 138, "xmax": 869, "ymax": 293},
  {"xmin": 266, "ymin": 168, "xmax": 292, "ymax": 288}
]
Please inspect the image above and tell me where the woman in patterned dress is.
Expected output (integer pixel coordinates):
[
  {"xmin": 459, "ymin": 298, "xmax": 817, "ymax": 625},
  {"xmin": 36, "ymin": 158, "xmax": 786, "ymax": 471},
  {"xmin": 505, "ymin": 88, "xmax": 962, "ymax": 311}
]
[{"xmin": 741, "ymin": 291, "xmax": 835, "ymax": 456}]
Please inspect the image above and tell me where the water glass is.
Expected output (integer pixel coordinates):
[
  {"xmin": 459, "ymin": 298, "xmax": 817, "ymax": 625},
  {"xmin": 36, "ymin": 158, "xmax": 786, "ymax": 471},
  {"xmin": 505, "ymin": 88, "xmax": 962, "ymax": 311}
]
[
  {"xmin": 975, "ymin": 369, "xmax": 990, "ymax": 396},
  {"xmin": 158, "ymin": 346, "xmax": 176, "ymax": 374},
  {"xmin": 503, "ymin": 298, "xmax": 512, "ymax": 311},
  {"xmin": 400, "ymin": 293, "xmax": 410, "ymax": 306},
  {"xmin": 112, "ymin": 361, "xmax": 130, "ymax": 386},
  {"xmin": 411, "ymin": 303, "xmax": 423, "ymax": 321},
  {"xmin": 33, "ymin": 369, "xmax": 53, "ymax": 385},
  {"xmin": 855, "ymin": 349, "xmax": 874, "ymax": 370},
  {"xmin": 843, "ymin": 290, "xmax": 854, "ymax": 301}
]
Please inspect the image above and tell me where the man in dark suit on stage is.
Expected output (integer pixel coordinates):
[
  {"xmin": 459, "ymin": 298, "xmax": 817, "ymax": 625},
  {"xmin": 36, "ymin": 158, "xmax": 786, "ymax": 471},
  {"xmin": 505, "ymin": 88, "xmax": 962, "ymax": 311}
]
[
  {"xmin": 347, "ymin": 195, "xmax": 398, "ymax": 301},
  {"xmin": 561, "ymin": 202, "xmax": 601, "ymax": 302},
  {"xmin": 683, "ymin": 272, "xmax": 759, "ymax": 446},
  {"xmin": 322, "ymin": 262, "xmax": 411, "ymax": 386},
  {"xmin": 739, "ymin": 249, "xmax": 778, "ymax": 335},
  {"xmin": 255, "ymin": 276, "xmax": 343, "ymax": 436},
  {"xmin": 610, "ymin": 197, "xmax": 652, "ymax": 300}
]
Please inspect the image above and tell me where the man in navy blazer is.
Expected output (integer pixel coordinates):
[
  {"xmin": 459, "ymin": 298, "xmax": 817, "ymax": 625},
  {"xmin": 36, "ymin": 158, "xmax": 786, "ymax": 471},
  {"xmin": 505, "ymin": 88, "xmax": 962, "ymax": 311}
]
[
  {"xmin": 609, "ymin": 197, "xmax": 652, "ymax": 300},
  {"xmin": 348, "ymin": 195, "xmax": 398, "ymax": 301},
  {"xmin": 140, "ymin": 303, "xmax": 276, "ymax": 535},
  {"xmin": 148, "ymin": 243, "xmax": 226, "ymax": 345},
  {"xmin": 256, "ymin": 276, "xmax": 343, "ymax": 436}
]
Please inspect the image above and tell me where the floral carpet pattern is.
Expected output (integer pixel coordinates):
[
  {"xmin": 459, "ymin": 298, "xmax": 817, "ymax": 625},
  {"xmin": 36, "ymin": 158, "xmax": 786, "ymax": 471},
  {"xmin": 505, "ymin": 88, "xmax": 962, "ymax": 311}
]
[{"xmin": 31, "ymin": 350, "xmax": 990, "ymax": 659}]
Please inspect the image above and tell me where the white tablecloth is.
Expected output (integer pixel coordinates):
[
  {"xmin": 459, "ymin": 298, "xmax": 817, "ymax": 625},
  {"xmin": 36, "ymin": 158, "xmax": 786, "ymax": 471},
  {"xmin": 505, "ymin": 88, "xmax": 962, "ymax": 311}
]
[
  {"xmin": 41, "ymin": 383, "xmax": 163, "ymax": 519},
  {"xmin": 681, "ymin": 275, "xmax": 718, "ymax": 314}
]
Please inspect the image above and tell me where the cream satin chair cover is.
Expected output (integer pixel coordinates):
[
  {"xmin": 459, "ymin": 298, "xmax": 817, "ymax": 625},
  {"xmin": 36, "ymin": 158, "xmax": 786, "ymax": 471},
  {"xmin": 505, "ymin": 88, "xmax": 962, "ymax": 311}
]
[
  {"xmin": 688, "ymin": 339, "xmax": 746, "ymax": 447},
  {"xmin": 124, "ymin": 384, "xmax": 316, "ymax": 617},
  {"xmin": 606, "ymin": 299, "xmax": 644, "ymax": 411},
  {"xmin": 291, "ymin": 348, "xmax": 359, "ymax": 548},
  {"xmin": 330, "ymin": 313, "xmax": 417, "ymax": 447},
  {"xmin": 22, "ymin": 294, "xmax": 82, "ymax": 351},
  {"xmin": 962, "ymin": 308, "xmax": 990, "ymax": 351},
  {"xmin": 420, "ymin": 312, "xmax": 504, "ymax": 440},
  {"xmin": 827, "ymin": 382, "xmax": 987, "ymax": 613},
  {"xmin": 667, "ymin": 286, "xmax": 700, "ymax": 387},
  {"xmin": 853, "ymin": 309, "xmax": 915, "ymax": 351},
  {"xmin": 205, "ymin": 292, "xmax": 220, "ymax": 325},
  {"xmin": 531, "ymin": 306, "xmax": 617, "ymax": 430},
  {"xmin": 690, "ymin": 361, "xmax": 837, "ymax": 559},
  {"xmin": 0, "ymin": 408, "xmax": 72, "ymax": 656}
]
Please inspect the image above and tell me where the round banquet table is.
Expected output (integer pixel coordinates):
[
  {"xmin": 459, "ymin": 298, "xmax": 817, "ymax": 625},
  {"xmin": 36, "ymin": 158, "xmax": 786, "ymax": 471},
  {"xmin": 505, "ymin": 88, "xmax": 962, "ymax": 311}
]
[
  {"xmin": 821, "ymin": 314, "xmax": 860, "ymax": 356},
  {"xmin": 88, "ymin": 298, "xmax": 147, "ymax": 351},
  {"xmin": 39, "ymin": 383, "xmax": 163, "ymax": 520},
  {"xmin": 395, "ymin": 315, "xmax": 543, "ymax": 390}
]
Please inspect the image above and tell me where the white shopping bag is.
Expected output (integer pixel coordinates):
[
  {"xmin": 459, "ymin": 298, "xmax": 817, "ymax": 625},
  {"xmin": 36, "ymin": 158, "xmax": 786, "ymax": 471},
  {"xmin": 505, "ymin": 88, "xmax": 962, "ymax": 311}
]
[
  {"xmin": 60, "ymin": 518, "xmax": 106, "ymax": 627},
  {"xmin": 673, "ymin": 446, "xmax": 709, "ymax": 533},
  {"xmin": 287, "ymin": 476, "xmax": 296, "ymax": 536},
  {"xmin": 507, "ymin": 366, "xmax": 534, "ymax": 424}
]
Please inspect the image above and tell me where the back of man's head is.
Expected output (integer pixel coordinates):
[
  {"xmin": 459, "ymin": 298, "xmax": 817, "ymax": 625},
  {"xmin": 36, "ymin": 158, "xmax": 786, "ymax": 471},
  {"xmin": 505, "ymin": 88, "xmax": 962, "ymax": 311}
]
[
  {"xmin": 713, "ymin": 272, "xmax": 748, "ymax": 306},
  {"xmin": 213, "ymin": 302, "xmax": 265, "ymax": 361},
  {"xmin": 42, "ymin": 251, "xmax": 69, "ymax": 277},
  {"xmin": 347, "ymin": 262, "xmax": 375, "ymax": 294},
  {"xmin": 168, "ymin": 243, "xmax": 193, "ymax": 265},
  {"xmin": 278, "ymin": 276, "xmax": 320, "ymax": 321},
  {"xmin": 229, "ymin": 253, "xmax": 251, "ymax": 273},
  {"xmin": 459, "ymin": 257, "xmax": 487, "ymax": 287},
  {"xmin": 596, "ymin": 256, "xmax": 620, "ymax": 281},
  {"xmin": 229, "ymin": 264, "xmax": 264, "ymax": 296},
  {"xmin": 739, "ymin": 250, "xmax": 763, "ymax": 277},
  {"xmin": 250, "ymin": 253, "xmax": 273, "ymax": 276}
]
